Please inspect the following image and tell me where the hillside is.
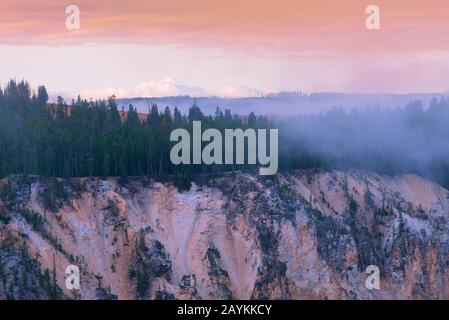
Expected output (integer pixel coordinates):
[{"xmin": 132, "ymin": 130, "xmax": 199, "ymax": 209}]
[{"xmin": 1, "ymin": 170, "xmax": 449, "ymax": 299}]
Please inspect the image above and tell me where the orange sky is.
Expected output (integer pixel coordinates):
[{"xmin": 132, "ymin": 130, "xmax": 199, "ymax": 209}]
[
  {"xmin": 0, "ymin": 1, "xmax": 449, "ymax": 95},
  {"xmin": 1, "ymin": 0, "xmax": 448, "ymax": 55}
]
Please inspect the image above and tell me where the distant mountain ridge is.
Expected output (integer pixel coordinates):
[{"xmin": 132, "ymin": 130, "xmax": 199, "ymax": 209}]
[{"xmin": 117, "ymin": 92, "xmax": 449, "ymax": 116}]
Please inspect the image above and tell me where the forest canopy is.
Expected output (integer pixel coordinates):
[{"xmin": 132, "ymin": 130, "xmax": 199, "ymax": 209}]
[{"xmin": 1, "ymin": 80, "xmax": 449, "ymax": 189}]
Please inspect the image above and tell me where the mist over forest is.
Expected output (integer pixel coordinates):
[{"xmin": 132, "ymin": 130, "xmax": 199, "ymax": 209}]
[
  {"xmin": 279, "ymin": 98, "xmax": 449, "ymax": 188},
  {"xmin": 2, "ymin": 80, "xmax": 449, "ymax": 189},
  {"xmin": 117, "ymin": 92, "xmax": 449, "ymax": 116}
]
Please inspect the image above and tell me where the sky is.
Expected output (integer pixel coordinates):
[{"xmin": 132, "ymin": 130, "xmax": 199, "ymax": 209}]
[{"xmin": 0, "ymin": 0, "xmax": 449, "ymax": 98}]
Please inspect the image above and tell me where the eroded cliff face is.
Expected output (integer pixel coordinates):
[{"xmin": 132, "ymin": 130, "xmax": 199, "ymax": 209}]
[{"xmin": 1, "ymin": 170, "xmax": 449, "ymax": 300}]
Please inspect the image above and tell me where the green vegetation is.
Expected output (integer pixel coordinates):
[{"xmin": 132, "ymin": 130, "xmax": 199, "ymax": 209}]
[
  {"xmin": 364, "ymin": 189, "xmax": 375, "ymax": 209},
  {"xmin": 348, "ymin": 196, "xmax": 359, "ymax": 216},
  {"xmin": 398, "ymin": 213, "xmax": 408, "ymax": 236},
  {"xmin": 0, "ymin": 236, "xmax": 63, "ymax": 300},
  {"xmin": 2, "ymin": 80, "xmax": 449, "ymax": 190},
  {"xmin": 375, "ymin": 205, "xmax": 394, "ymax": 217},
  {"xmin": 136, "ymin": 267, "xmax": 150, "ymax": 297},
  {"xmin": 172, "ymin": 171, "xmax": 192, "ymax": 192},
  {"xmin": 0, "ymin": 80, "xmax": 271, "ymax": 184},
  {"xmin": 128, "ymin": 233, "xmax": 151, "ymax": 298},
  {"xmin": 415, "ymin": 204, "xmax": 428, "ymax": 220},
  {"xmin": 310, "ymin": 207, "xmax": 326, "ymax": 221},
  {"xmin": 155, "ymin": 289, "xmax": 175, "ymax": 300},
  {"xmin": 0, "ymin": 183, "xmax": 16, "ymax": 209},
  {"xmin": 277, "ymin": 184, "xmax": 297, "ymax": 201},
  {"xmin": 103, "ymin": 199, "xmax": 119, "ymax": 218},
  {"xmin": 39, "ymin": 179, "xmax": 69, "ymax": 212},
  {"xmin": 15, "ymin": 206, "xmax": 69, "ymax": 260},
  {"xmin": 17, "ymin": 207, "xmax": 44, "ymax": 231}
]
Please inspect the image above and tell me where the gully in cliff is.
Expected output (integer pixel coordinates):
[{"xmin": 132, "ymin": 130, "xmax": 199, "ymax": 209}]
[{"xmin": 170, "ymin": 121, "xmax": 279, "ymax": 175}]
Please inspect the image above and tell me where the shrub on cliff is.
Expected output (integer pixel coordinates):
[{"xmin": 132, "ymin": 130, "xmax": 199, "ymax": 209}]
[{"xmin": 172, "ymin": 172, "xmax": 192, "ymax": 192}]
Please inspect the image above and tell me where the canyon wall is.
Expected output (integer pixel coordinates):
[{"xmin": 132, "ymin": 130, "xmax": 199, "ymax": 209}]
[{"xmin": 1, "ymin": 170, "xmax": 449, "ymax": 299}]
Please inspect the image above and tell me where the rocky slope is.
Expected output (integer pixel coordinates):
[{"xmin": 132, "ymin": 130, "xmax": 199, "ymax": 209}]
[{"xmin": 1, "ymin": 169, "xmax": 449, "ymax": 299}]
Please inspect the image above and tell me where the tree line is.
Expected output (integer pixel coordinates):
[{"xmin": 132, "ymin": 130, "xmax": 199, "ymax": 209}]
[
  {"xmin": 1, "ymin": 80, "xmax": 449, "ymax": 190},
  {"xmin": 0, "ymin": 80, "xmax": 277, "ymax": 185}
]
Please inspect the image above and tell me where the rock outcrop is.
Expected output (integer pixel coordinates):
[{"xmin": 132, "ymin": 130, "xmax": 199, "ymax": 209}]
[{"xmin": 1, "ymin": 169, "xmax": 449, "ymax": 299}]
